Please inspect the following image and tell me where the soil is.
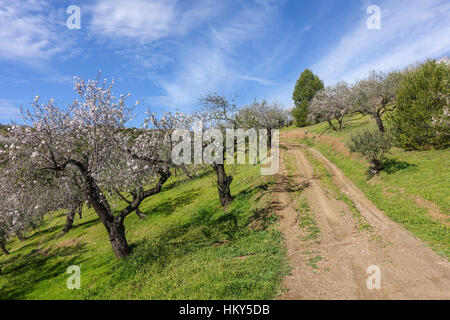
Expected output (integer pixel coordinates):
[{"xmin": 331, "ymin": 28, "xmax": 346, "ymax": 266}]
[{"xmin": 274, "ymin": 132, "xmax": 450, "ymax": 300}]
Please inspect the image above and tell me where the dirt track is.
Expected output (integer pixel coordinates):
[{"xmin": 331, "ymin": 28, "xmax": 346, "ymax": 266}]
[{"xmin": 275, "ymin": 136, "xmax": 450, "ymax": 300}]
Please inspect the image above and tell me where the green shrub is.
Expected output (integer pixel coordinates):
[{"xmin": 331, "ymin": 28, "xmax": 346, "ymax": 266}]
[
  {"xmin": 347, "ymin": 128, "xmax": 392, "ymax": 177},
  {"xmin": 388, "ymin": 60, "xmax": 450, "ymax": 150}
]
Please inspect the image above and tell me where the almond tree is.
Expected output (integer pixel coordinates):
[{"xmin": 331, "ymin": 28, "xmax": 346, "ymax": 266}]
[
  {"xmin": 0, "ymin": 170, "xmax": 55, "ymax": 252},
  {"xmin": 309, "ymin": 82, "xmax": 351, "ymax": 130},
  {"xmin": 197, "ymin": 94, "xmax": 238, "ymax": 208},
  {"xmin": 237, "ymin": 99, "xmax": 289, "ymax": 148},
  {"xmin": 58, "ymin": 178, "xmax": 86, "ymax": 234},
  {"xmin": 5, "ymin": 77, "xmax": 186, "ymax": 258}
]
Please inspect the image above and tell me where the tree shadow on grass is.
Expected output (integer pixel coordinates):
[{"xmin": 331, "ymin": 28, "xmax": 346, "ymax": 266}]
[
  {"xmin": 233, "ymin": 181, "xmax": 273, "ymax": 201},
  {"xmin": 0, "ymin": 243, "xmax": 88, "ymax": 299},
  {"xmin": 382, "ymin": 158, "xmax": 418, "ymax": 174},
  {"xmin": 163, "ymin": 168, "xmax": 214, "ymax": 192},
  {"xmin": 143, "ymin": 189, "xmax": 201, "ymax": 217},
  {"xmin": 108, "ymin": 181, "xmax": 272, "ymax": 290}
]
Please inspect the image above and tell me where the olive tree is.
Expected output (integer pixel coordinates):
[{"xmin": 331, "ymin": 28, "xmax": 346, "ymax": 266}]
[
  {"xmin": 351, "ymin": 71, "xmax": 402, "ymax": 133},
  {"xmin": 347, "ymin": 128, "xmax": 393, "ymax": 177}
]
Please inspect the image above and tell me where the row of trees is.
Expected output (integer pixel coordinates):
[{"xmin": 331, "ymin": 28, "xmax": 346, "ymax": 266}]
[
  {"xmin": 293, "ymin": 69, "xmax": 401, "ymax": 134},
  {"xmin": 293, "ymin": 60, "xmax": 449, "ymax": 145},
  {"xmin": 292, "ymin": 59, "xmax": 449, "ymax": 175},
  {"xmin": 0, "ymin": 77, "xmax": 289, "ymax": 259}
]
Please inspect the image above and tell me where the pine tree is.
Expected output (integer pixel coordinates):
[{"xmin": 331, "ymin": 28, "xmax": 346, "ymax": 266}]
[
  {"xmin": 292, "ymin": 69, "xmax": 324, "ymax": 127},
  {"xmin": 388, "ymin": 60, "xmax": 450, "ymax": 150}
]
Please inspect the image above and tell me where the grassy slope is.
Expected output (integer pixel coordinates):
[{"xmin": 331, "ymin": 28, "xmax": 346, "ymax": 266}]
[
  {"xmin": 282, "ymin": 114, "xmax": 450, "ymax": 259},
  {"xmin": 0, "ymin": 165, "xmax": 289, "ymax": 299}
]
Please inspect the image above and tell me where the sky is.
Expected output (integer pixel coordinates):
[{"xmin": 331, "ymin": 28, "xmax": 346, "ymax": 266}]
[{"xmin": 0, "ymin": 0, "xmax": 449, "ymax": 125}]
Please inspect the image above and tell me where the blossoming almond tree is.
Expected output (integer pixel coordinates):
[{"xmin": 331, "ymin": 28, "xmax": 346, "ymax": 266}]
[
  {"xmin": 197, "ymin": 94, "xmax": 239, "ymax": 208},
  {"xmin": 4, "ymin": 76, "xmax": 188, "ymax": 258},
  {"xmin": 308, "ymin": 82, "xmax": 351, "ymax": 130},
  {"xmin": 0, "ymin": 170, "xmax": 56, "ymax": 253}
]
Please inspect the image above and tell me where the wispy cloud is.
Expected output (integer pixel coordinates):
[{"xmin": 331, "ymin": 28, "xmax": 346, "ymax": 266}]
[
  {"xmin": 312, "ymin": 0, "xmax": 450, "ymax": 84},
  {"xmin": 153, "ymin": 0, "xmax": 280, "ymax": 109},
  {"xmin": 89, "ymin": 0, "xmax": 218, "ymax": 43},
  {"xmin": 0, "ymin": 0, "xmax": 70, "ymax": 64},
  {"xmin": 238, "ymin": 75, "xmax": 277, "ymax": 86}
]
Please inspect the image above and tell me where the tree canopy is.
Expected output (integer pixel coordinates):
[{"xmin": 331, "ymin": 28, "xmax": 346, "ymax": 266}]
[{"xmin": 292, "ymin": 69, "xmax": 324, "ymax": 127}]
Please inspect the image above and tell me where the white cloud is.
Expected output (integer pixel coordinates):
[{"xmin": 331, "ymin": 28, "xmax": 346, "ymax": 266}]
[
  {"xmin": 312, "ymin": 0, "xmax": 450, "ymax": 85},
  {"xmin": 238, "ymin": 75, "xmax": 277, "ymax": 86},
  {"xmin": 0, "ymin": 0, "xmax": 69, "ymax": 63},
  {"xmin": 89, "ymin": 0, "xmax": 218, "ymax": 43},
  {"xmin": 152, "ymin": 0, "xmax": 279, "ymax": 109}
]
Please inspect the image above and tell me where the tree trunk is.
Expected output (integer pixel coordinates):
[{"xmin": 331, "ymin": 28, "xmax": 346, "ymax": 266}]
[
  {"xmin": 0, "ymin": 242, "xmax": 9, "ymax": 255},
  {"xmin": 15, "ymin": 230, "xmax": 26, "ymax": 241},
  {"xmin": 212, "ymin": 164, "xmax": 233, "ymax": 208},
  {"xmin": 83, "ymin": 173, "xmax": 131, "ymax": 258},
  {"xmin": 327, "ymin": 119, "xmax": 337, "ymax": 131},
  {"xmin": 78, "ymin": 204, "xmax": 83, "ymax": 219},
  {"xmin": 337, "ymin": 116, "xmax": 344, "ymax": 130},
  {"xmin": 369, "ymin": 159, "xmax": 382, "ymax": 177},
  {"xmin": 108, "ymin": 218, "xmax": 130, "ymax": 259},
  {"xmin": 135, "ymin": 207, "xmax": 145, "ymax": 219},
  {"xmin": 62, "ymin": 208, "xmax": 76, "ymax": 234},
  {"xmin": 374, "ymin": 113, "xmax": 385, "ymax": 133}
]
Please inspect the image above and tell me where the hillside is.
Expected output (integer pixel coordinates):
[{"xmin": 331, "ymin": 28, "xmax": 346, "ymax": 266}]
[{"xmin": 0, "ymin": 164, "xmax": 289, "ymax": 299}]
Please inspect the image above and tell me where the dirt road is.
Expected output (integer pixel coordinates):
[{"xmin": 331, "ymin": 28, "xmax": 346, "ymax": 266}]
[{"xmin": 275, "ymin": 139, "xmax": 450, "ymax": 300}]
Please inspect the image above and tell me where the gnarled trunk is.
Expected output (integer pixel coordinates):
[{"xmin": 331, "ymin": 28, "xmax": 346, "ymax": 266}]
[
  {"xmin": 213, "ymin": 164, "xmax": 233, "ymax": 208},
  {"xmin": 83, "ymin": 173, "xmax": 132, "ymax": 259},
  {"xmin": 327, "ymin": 119, "xmax": 337, "ymax": 131},
  {"xmin": 135, "ymin": 207, "xmax": 145, "ymax": 219},
  {"xmin": 107, "ymin": 218, "xmax": 130, "ymax": 258},
  {"xmin": 374, "ymin": 112, "xmax": 385, "ymax": 133}
]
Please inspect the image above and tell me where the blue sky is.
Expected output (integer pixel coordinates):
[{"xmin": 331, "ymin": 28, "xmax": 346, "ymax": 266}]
[{"xmin": 1, "ymin": 0, "xmax": 449, "ymax": 125}]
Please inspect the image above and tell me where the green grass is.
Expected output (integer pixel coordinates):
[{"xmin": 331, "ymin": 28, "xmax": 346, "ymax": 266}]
[
  {"xmin": 306, "ymin": 256, "xmax": 323, "ymax": 270},
  {"xmin": 0, "ymin": 164, "xmax": 289, "ymax": 300},
  {"xmin": 285, "ymin": 115, "xmax": 450, "ymax": 259}
]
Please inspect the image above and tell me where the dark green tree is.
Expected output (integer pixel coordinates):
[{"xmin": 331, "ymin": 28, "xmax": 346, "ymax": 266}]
[
  {"xmin": 292, "ymin": 69, "xmax": 324, "ymax": 127},
  {"xmin": 388, "ymin": 60, "xmax": 450, "ymax": 150}
]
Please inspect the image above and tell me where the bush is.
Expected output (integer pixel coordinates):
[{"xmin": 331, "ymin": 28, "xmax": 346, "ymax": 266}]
[
  {"xmin": 347, "ymin": 128, "xmax": 392, "ymax": 177},
  {"xmin": 388, "ymin": 60, "xmax": 450, "ymax": 150}
]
